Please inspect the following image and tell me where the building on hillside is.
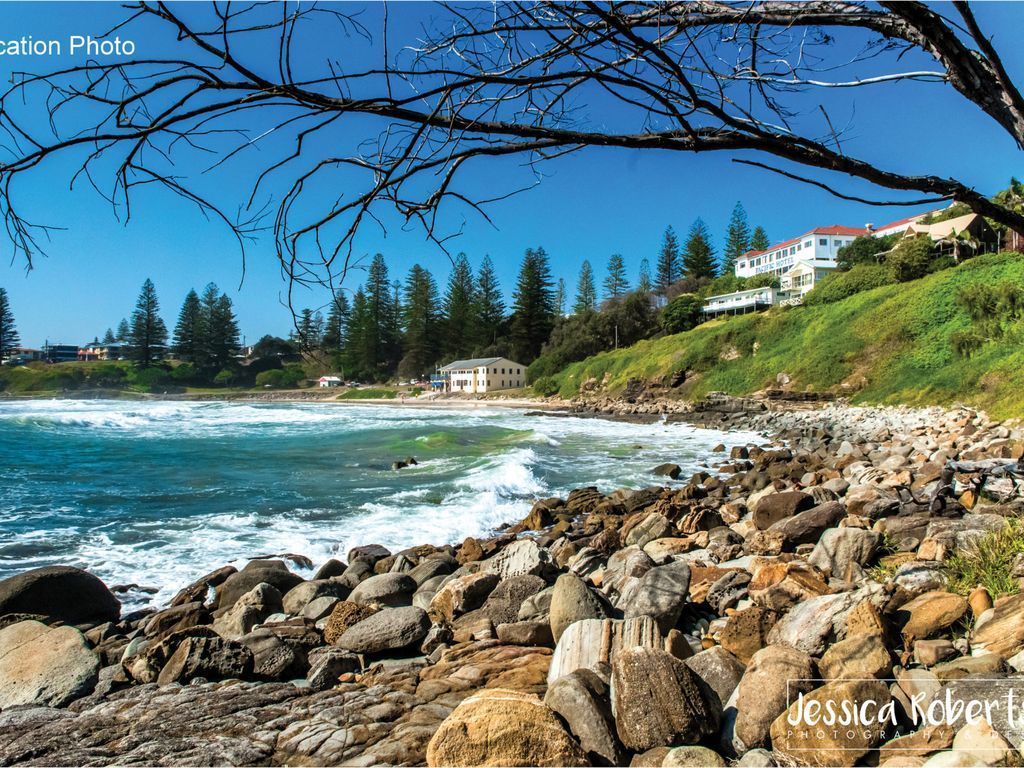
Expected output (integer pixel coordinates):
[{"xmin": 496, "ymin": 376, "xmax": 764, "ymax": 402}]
[
  {"xmin": 1, "ymin": 347, "xmax": 42, "ymax": 365},
  {"xmin": 734, "ymin": 225, "xmax": 869, "ymax": 279},
  {"xmin": 438, "ymin": 357, "xmax": 526, "ymax": 393},
  {"xmin": 869, "ymin": 211, "xmax": 940, "ymax": 238},
  {"xmin": 42, "ymin": 343, "xmax": 80, "ymax": 363},
  {"xmin": 77, "ymin": 341, "xmax": 126, "ymax": 362},
  {"xmin": 318, "ymin": 376, "xmax": 342, "ymax": 388},
  {"xmin": 701, "ymin": 286, "xmax": 782, "ymax": 318},
  {"xmin": 779, "ymin": 258, "xmax": 841, "ymax": 300}
]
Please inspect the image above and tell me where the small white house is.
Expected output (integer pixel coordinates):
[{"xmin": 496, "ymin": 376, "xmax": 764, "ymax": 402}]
[
  {"xmin": 702, "ymin": 286, "xmax": 781, "ymax": 318},
  {"xmin": 318, "ymin": 376, "xmax": 342, "ymax": 388},
  {"xmin": 780, "ymin": 258, "xmax": 839, "ymax": 299},
  {"xmin": 439, "ymin": 357, "xmax": 526, "ymax": 393}
]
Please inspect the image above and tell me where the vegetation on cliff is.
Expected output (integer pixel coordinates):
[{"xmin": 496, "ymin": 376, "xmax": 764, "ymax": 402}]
[{"xmin": 547, "ymin": 252, "xmax": 1024, "ymax": 419}]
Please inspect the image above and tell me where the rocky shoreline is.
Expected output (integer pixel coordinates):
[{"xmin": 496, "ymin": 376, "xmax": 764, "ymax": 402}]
[{"xmin": 2, "ymin": 398, "xmax": 1024, "ymax": 767}]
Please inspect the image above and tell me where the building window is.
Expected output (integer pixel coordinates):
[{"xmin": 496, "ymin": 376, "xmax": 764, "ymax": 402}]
[
  {"xmin": 834, "ymin": 240, "xmax": 842, "ymax": 246},
  {"xmin": 818, "ymin": 238, "xmax": 827, "ymax": 246}
]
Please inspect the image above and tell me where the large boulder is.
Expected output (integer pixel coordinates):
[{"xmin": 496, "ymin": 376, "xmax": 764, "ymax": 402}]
[
  {"xmin": 684, "ymin": 646, "xmax": 746, "ymax": 714},
  {"xmin": 808, "ymin": 528, "xmax": 882, "ymax": 580},
  {"xmin": 484, "ymin": 539, "xmax": 555, "ymax": 580},
  {"xmin": 348, "ymin": 573, "xmax": 416, "ymax": 607},
  {"xmin": 611, "ymin": 645, "xmax": 715, "ymax": 751},
  {"xmin": 281, "ymin": 579, "xmax": 348, "ymax": 614},
  {"xmin": 548, "ymin": 616, "xmax": 665, "ymax": 685},
  {"xmin": 212, "ymin": 583, "xmax": 282, "ymax": 640},
  {"xmin": 428, "ymin": 572, "xmax": 499, "ymax": 623},
  {"xmin": 622, "ymin": 560, "xmax": 691, "ymax": 633},
  {"xmin": 734, "ymin": 644, "xmax": 816, "ymax": 750},
  {"xmin": 0, "ymin": 566, "xmax": 120, "ymax": 624},
  {"xmin": 157, "ymin": 634, "xmax": 255, "ymax": 685},
  {"xmin": 0, "ymin": 620, "xmax": 99, "ymax": 708},
  {"xmin": 897, "ymin": 591, "xmax": 968, "ymax": 640},
  {"xmin": 818, "ymin": 633, "xmax": 892, "ymax": 680},
  {"xmin": 973, "ymin": 592, "xmax": 1024, "ymax": 658},
  {"xmin": 768, "ymin": 501, "xmax": 846, "ymax": 548},
  {"xmin": 549, "ymin": 573, "xmax": 608, "ymax": 642},
  {"xmin": 544, "ymin": 668, "xmax": 626, "ymax": 766},
  {"xmin": 215, "ymin": 563, "xmax": 303, "ymax": 611},
  {"xmin": 751, "ymin": 492, "xmax": 812, "ymax": 530},
  {"xmin": 766, "ymin": 590, "xmax": 864, "ymax": 656},
  {"xmin": 336, "ymin": 606, "xmax": 430, "ymax": 655},
  {"xmin": 770, "ymin": 679, "xmax": 893, "ymax": 767},
  {"xmin": 426, "ymin": 688, "xmax": 587, "ymax": 767}
]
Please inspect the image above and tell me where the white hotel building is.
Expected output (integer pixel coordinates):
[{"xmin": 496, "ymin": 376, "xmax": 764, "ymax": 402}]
[{"xmin": 702, "ymin": 213, "xmax": 937, "ymax": 318}]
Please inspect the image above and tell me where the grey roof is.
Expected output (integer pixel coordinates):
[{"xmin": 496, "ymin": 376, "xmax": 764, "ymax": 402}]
[{"xmin": 439, "ymin": 357, "xmax": 503, "ymax": 371}]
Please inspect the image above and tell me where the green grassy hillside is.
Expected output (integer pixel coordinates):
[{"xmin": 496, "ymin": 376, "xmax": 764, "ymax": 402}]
[{"xmin": 550, "ymin": 252, "xmax": 1024, "ymax": 419}]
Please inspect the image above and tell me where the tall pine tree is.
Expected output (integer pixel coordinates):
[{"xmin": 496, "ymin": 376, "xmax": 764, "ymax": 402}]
[
  {"xmin": 342, "ymin": 288, "xmax": 374, "ymax": 380},
  {"xmin": 172, "ymin": 289, "xmax": 203, "ymax": 363},
  {"xmin": 603, "ymin": 254, "xmax": 628, "ymax": 301},
  {"xmin": 656, "ymin": 226, "xmax": 682, "ymax": 292},
  {"xmin": 473, "ymin": 255, "xmax": 506, "ymax": 351},
  {"xmin": 102, "ymin": 328, "xmax": 116, "ymax": 344},
  {"xmin": 554, "ymin": 278, "xmax": 567, "ymax": 317},
  {"xmin": 0, "ymin": 288, "xmax": 20, "ymax": 360},
  {"xmin": 683, "ymin": 218, "xmax": 718, "ymax": 279},
  {"xmin": 399, "ymin": 264, "xmax": 441, "ymax": 378},
  {"xmin": 751, "ymin": 226, "xmax": 770, "ymax": 252},
  {"xmin": 442, "ymin": 253, "xmax": 475, "ymax": 359},
  {"xmin": 129, "ymin": 278, "xmax": 168, "ymax": 367},
  {"xmin": 509, "ymin": 247, "xmax": 555, "ymax": 364},
  {"xmin": 363, "ymin": 254, "xmax": 399, "ymax": 379},
  {"xmin": 116, "ymin": 318, "xmax": 130, "ymax": 342},
  {"xmin": 322, "ymin": 292, "xmax": 351, "ymax": 353},
  {"xmin": 722, "ymin": 202, "xmax": 751, "ymax": 275},
  {"xmin": 637, "ymin": 258, "xmax": 653, "ymax": 294},
  {"xmin": 573, "ymin": 260, "xmax": 597, "ymax": 314}
]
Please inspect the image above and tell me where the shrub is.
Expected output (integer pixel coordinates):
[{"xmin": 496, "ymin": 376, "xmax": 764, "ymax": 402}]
[
  {"xmin": 887, "ymin": 238, "xmax": 933, "ymax": 282},
  {"xmin": 170, "ymin": 363, "xmax": 197, "ymax": 382},
  {"xmin": 837, "ymin": 234, "xmax": 898, "ymax": 271},
  {"xmin": 660, "ymin": 293, "xmax": 703, "ymax": 334},
  {"xmin": 128, "ymin": 366, "xmax": 169, "ymax": 392},
  {"xmin": 255, "ymin": 369, "xmax": 286, "ymax": 388},
  {"xmin": 945, "ymin": 518, "xmax": 1024, "ymax": 598},
  {"xmin": 532, "ymin": 376, "xmax": 559, "ymax": 397},
  {"xmin": 213, "ymin": 368, "xmax": 237, "ymax": 386},
  {"xmin": 803, "ymin": 264, "xmax": 890, "ymax": 306},
  {"xmin": 745, "ymin": 273, "xmax": 781, "ymax": 289}
]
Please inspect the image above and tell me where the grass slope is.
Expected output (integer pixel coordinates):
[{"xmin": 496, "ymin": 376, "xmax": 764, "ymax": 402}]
[{"xmin": 551, "ymin": 252, "xmax": 1024, "ymax": 419}]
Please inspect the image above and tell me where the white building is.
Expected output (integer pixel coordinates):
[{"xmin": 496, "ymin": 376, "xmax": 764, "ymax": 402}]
[
  {"xmin": 318, "ymin": 376, "xmax": 342, "ymax": 388},
  {"xmin": 778, "ymin": 258, "xmax": 840, "ymax": 299},
  {"xmin": 439, "ymin": 357, "xmax": 526, "ymax": 393},
  {"xmin": 702, "ymin": 286, "xmax": 782, "ymax": 318},
  {"xmin": 734, "ymin": 225, "xmax": 869, "ymax": 279}
]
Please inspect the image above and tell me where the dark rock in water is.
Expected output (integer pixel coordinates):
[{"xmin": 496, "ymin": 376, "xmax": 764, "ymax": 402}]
[
  {"xmin": 313, "ymin": 559, "xmax": 347, "ymax": 581},
  {"xmin": 169, "ymin": 565, "xmax": 237, "ymax": 607},
  {"xmin": 391, "ymin": 457, "xmax": 418, "ymax": 470},
  {"xmin": 336, "ymin": 606, "xmax": 429, "ymax": 655},
  {"xmin": 251, "ymin": 553, "xmax": 314, "ymax": 569},
  {"xmin": 652, "ymin": 463, "xmax": 682, "ymax": 479},
  {"xmin": 157, "ymin": 635, "xmax": 254, "ymax": 685},
  {"xmin": 110, "ymin": 583, "xmax": 160, "ymax": 595},
  {"xmin": 0, "ymin": 566, "xmax": 121, "ymax": 625},
  {"xmin": 215, "ymin": 566, "xmax": 303, "ymax": 612}
]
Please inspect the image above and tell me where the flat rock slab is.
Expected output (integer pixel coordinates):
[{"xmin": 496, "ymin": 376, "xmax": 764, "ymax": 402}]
[{"xmin": 0, "ymin": 620, "xmax": 99, "ymax": 708}]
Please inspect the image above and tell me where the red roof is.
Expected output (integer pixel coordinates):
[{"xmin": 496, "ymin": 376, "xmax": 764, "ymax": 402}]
[
  {"xmin": 873, "ymin": 209, "xmax": 945, "ymax": 233},
  {"xmin": 738, "ymin": 225, "xmax": 870, "ymax": 261}
]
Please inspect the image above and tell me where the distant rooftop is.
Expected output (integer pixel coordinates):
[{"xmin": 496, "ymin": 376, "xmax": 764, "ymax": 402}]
[
  {"xmin": 439, "ymin": 357, "xmax": 503, "ymax": 371},
  {"xmin": 739, "ymin": 224, "xmax": 870, "ymax": 261}
]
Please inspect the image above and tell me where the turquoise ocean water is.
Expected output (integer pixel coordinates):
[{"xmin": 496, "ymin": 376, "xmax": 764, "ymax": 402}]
[{"xmin": 0, "ymin": 399, "xmax": 758, "ymax": 608}]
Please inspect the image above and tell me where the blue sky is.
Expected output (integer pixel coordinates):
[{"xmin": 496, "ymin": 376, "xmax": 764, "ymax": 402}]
[{"xmin": 1, "ymin": 1, "xmax": 1022, "ymax": 347}]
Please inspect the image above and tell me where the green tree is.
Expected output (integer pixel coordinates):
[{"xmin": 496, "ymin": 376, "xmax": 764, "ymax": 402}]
[
  {"xmin": 656, "ymin": 226, "xmax": 681, "ymax": 292},
  {"xmin": 554, "ymin": 278, "xmax": 567, "ymax": 316},
  {"xmin": 128, "ymin": 278, "xmax": 168, "ymax": 367},
  {"xmin": 296, "ymin": 308, "xmax": 322, "ymax": 350},
  {"xmin": 342, "ymin": 288, "xmax": 374, "ymax": 380},
  {"xmin": 474, "ymin": 255, "xmax": 506, "ymax": 350},
  {"xmin": 197, "ymin": 283, "xmax": 241, "ymax": 372},
  {"xmin": 509, "ymin": 246, "xmax": 556, "ymax": 364},
  {"xmin": 603, "ymin": 254, "xmax": 628, "ymax": 301},
  {"xmin": 660, "ymin": 293, "xmax": 703, "ymax": 334},
  {"xmin": 750, "ymin": 226, "xmax": 770, "ymax": 252},
  {"xmin": 573, "ymin": 260, "xmax": 597, "ymax": 314},
  {"xmin": 683, "ymin": 218, "xmax": 718, "ymax": 279},
  {"xmin": 0, "ymin": 288, "xmax": 20, "ymax": 360},
  {"xmin": 116, "ymin": 318, "xmax": 130, "ymax": 342},
  {"xmin": 322, "ymin": 292, "xmax": 351, "ymax": 353},
  {"xmin": 837, "ymin": 234, "xmax": 898, "ymax": 271},
  {"xmin": 637, "ymin": 258, "xmax": 653, "ymax": 294},
  {"xmin": 442, "ymin": 253, "xmax": 476, "ymax": 359},
  {"xmin": 888, "ymin": 238, "xmax": 933, "ymax": 282},
  {"xmin": 172, "ymin": 289, "xmax": 203, "ymax": 362},
  {"xmin": 400, "ymin": 264, "xmax": 441, "ymax": 378},
  {"xmin": 102, "ymin": 328, "xmax": 116, "ymax": 344},
  {"xmin": 722, "ymin": 202, "xmax": 751, "ymax": 275},
  {"xmin": 361, "ymin": 253, "xmax": 400, "ymax": 378}
]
